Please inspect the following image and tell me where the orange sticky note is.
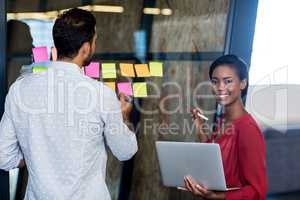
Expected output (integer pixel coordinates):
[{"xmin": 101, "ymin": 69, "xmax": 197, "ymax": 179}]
[
  {"xmin": 120, "ymin": 63, "xmax": 135, "ymax": 77},
  {"xmin": 104, "ymin": 82, "xmax": 115, "ymax": 91},
  {"xmin": 134, "ymin": 64, "xmax": 151, "ymax": 77}
]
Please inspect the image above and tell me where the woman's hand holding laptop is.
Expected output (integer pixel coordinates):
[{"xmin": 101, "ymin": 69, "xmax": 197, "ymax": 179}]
[
  {"xmin": 177, "ymin": 109, "xmax": 226, "ymax": 199},
  {"xmin": 182, "ymin": 176, "xmax": 225, "ymax": 200}
]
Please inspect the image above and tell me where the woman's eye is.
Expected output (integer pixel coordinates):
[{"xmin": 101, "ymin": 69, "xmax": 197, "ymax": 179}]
[
  {"xmin": 211, "ymin": 80, "xmax": 217, "ymax": 85},
  {"xmin": 225, "ymin": 79, "xmax": 233, "ymax": 84}
]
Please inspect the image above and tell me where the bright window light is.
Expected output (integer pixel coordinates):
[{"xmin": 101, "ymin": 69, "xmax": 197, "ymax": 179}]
[
  {"xmin": 22, "ymin": 19, "xmax": 54, "ymax": 56},
  {"xmin": 250, "ymin": 0, "xmax": 300, "ymax": 85}
]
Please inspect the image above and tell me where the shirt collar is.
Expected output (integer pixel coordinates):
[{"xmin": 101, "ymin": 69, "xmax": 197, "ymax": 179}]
[{"xmin": 48, "ymin": 61, "xmax": 83, "ymax": 74}]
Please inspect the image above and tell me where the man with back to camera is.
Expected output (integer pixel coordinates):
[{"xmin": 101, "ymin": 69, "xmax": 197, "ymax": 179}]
[{"xmin": 0, "ymin": 8, "xmax": 138, "ymax": 200}]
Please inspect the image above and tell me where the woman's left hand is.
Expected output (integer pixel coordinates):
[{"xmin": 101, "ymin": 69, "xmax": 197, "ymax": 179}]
[{"xmin": 183, "ymin": 176, "xmax": 225, "ymax": 200}]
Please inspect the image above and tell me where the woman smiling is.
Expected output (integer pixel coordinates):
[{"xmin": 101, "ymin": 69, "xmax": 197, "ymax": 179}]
[{"xmin": 183, "ymin": 55, "xmax": 267, "ymax": 200}]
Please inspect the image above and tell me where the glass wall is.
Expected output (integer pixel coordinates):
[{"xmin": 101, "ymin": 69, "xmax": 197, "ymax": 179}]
[
  {"xmin": 250, "ymin": 0, "xmax": 300, "ymax": 85},
  {"xmin": 5, "ymin": 1, "xmax": 229, "ymax": 199}
]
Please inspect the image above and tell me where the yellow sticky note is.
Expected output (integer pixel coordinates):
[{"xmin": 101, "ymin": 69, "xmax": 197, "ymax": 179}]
[
  {"xmin": 104, "ymin": 82, "xmax": 115, "ymax": 91},
  {"xmin": 102, "ymin": 63, "xmax": 116, "ymax": 78},
  {"xmin": 133, "ymin": 82, "xmax": 148, "ymax": 97},
  {"xmin": 134, "ymin": 64, "xmax": 151, "ymax": 77},
  {"xmin": 149, "ymin": 62, "xmax": 163, "ymax": 77},
  {"xmin": 32, "ymin": 66, "xmax": 47, "ymax": 73},
  {"xmin": 120, "ymin": 63, "xmax": 135, "ymax": 77}
]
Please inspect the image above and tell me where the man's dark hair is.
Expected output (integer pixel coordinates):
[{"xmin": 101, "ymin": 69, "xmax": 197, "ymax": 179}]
[
  {"xmin": 53, "ymin": 8, "xmax": 96, "ymax": 59},
  {"xmin": 209, "ymin": 54, "xmax": 249, "ymax": 98}
]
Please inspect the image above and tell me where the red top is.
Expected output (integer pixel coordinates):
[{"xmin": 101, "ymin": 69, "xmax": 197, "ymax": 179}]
[{"xmin": 207, "ymin": 113, "xmax": 267, "ymax": 200}]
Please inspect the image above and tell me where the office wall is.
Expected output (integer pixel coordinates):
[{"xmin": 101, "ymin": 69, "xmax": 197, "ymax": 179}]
[
  {"xmin": 6, "ymin": 0, "xmax": 120, "ymax": 12},
  {"xmin": 129, "ymin": 0, "xmax": 229, "ymax": 199},
  {"xmin": 5, "ymin": 0, "xmax": 230, "ymax": 199}
]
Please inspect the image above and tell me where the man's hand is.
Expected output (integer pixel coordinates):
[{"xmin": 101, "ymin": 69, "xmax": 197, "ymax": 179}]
[{"xmin": 119, "ymin": 93, "xmax": 133, "ymax": 122}]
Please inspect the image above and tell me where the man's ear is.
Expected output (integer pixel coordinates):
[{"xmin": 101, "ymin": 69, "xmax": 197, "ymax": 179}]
[
  {"xmin": 51, "ymin": 47, "xmax": 57, "ymax": 61},
  {"xmin": 240, "ymin": 79, "xmax": 247, "ymax": 90},
  {"xmin": 79, "ymin": 42, "xmax": 91, "ymax": 58}
]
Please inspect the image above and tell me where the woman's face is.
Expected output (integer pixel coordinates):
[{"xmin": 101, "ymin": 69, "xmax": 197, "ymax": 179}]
[{"xmin": 210, "ymin": 65, "xmax": 246, "ymax": 106}]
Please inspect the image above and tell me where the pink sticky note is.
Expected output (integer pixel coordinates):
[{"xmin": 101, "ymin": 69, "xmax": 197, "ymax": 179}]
[
  {"xmin": 85, "ymin": 62, "xmax": 100, "ymax": 78},
  {"xmin": 32, "ymin": 46, "xmax": 49, "ymax": 62},
  {"xmin": 117, "ymin": 82, "xmax": 133, "ymax": 96}
]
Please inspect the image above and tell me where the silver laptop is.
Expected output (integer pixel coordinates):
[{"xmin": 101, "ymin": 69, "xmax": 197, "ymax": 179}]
[{"xmin": 156, "ymin": 141, "xmax": 236, "ymax": 191}]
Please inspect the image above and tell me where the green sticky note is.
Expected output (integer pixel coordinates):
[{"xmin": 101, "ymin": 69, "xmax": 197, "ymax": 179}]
[
  {"xmin": 32, "ymin": 66, "xmax": 47, "ymax": 73},
  {"xmin": 102, "ymin": 63, "xmax": 116, "ymax": 78},
  {"xmin": 149, "ymin": 62, "xmax": 163, "ymax": 77},
  {"xmin": 133, "ymin": 82, "xmax": 148, "ymax": 97}
]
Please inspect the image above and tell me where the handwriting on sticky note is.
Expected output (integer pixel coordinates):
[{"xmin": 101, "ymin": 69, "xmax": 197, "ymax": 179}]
[
  {"xmin": 134, "ymin": 64, "xmax": 151, "ymax": 77},
  {"xmin": 32, "ymin": 66, "xmax": 47, "ymax": 73},
  {"xmin": 32, "ymin": 46, "xmax": 48, "ymax": 62},
  {"xmin": 104, "ymin": 82, "xmax": 115, "ymax": 91},
  {"xmin": 85, "ymin": 62, "xmax": 100, "ymax": 78},
  {"xmin": 117, "ymin": 82, "xmax": 133, "ymax": 96},
  {"xmin": 102, "ymin": 63, "xmax": 116, "ymax": 78},
  {"xmin": 149, "ymin": 62, "xmax": 163, "ymax": 77},
  {"xmin": 120, "ymin": 63, "xmax": 135, "ymax": 77},
  {"xmin": 133, "ymin": 82, "xmax": 148, "ymax": 97}
]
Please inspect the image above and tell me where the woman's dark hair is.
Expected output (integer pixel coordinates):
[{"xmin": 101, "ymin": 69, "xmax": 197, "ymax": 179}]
[
  {"xmin": 209, "ymin": 54, "xmax": 249, "ymax": 98},
  {"xmin": 52, "ymin": 8, "xmax": 96, "ymax": 59}
]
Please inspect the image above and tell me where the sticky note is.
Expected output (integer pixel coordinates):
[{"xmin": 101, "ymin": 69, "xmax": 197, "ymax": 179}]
[
  {"xmin": 32, "ymin": 46, "xmax": 48, "ymax": 62},
  {"xmin": 104, "ymin": 82, "xmax": 115, "ymax": 91},
  {"xmin": 32, "ymin": 66, "xmax": 47, "ymax": 73},
  {"xmin": 149, "ymin": 62, "xmax": 163, "ymax": 77},
  {"xmin": 85, "ymin": 62, "xmax": 100, "ymax": 78},
  {"xmin": 133, "ymin": 82, "xmax": 148, "ymax": 97},
  {"xmin": 134, "ymin": 64, "xmax": 151, "ymax": 77},
  {"xmin": 102, "ymin": 63, "xmax": 116, "ymax": 78},
  {"xmin": 117, "ymin": 82, "xmax": 133, "ymax": 96},
  {"xmin": 120, "ymin": 63, "xmax": 135, "ymax": 77}
]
